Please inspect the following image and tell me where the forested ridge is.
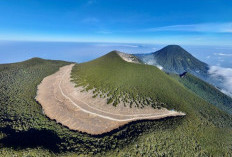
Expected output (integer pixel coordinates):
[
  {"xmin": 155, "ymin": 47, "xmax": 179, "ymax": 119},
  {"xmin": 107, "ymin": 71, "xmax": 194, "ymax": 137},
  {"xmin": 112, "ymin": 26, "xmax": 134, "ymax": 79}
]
[{"xmin": 0, "ymin": 57, "xmax": 232, "ymax": 156}]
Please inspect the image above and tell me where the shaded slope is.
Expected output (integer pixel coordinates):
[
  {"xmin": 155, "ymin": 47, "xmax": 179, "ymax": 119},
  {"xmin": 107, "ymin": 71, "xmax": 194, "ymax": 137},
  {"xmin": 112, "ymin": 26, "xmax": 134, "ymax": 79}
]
[{"xmin": 170, "ymin": 73, "xmax": 232, "ymax": 114}]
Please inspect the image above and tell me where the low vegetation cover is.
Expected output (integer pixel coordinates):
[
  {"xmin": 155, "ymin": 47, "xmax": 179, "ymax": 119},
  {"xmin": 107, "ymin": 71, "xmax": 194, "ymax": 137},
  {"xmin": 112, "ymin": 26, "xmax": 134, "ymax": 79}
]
[
  {"xmin": 0, "ymin": 55, "xmax": 232, "ymax": 156},
  {"xmin": 1, "ymin": 58, "xmax": 159, "ymax": 156},
  {"xmin": 71, "ymin": 51, "xmax": 188, "ymax": 109},
  {"xmin": 170, "ymin": 72, "xmax": 232, "ymax": 114}
]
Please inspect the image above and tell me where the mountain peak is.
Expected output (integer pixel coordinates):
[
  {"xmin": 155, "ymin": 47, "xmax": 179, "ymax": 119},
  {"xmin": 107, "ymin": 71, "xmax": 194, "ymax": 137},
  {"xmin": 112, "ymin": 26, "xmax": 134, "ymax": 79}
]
[
  {"xmin": 109, "ymin": 50, "xmax": 121, "ymax": 54},
  {"xmin": 165, "ymin": 45, "xmax": 182, "ymax": 49},
  {"xmin": 135, "ymin": 45, "xmax": 209, "ymax": 79},
  {"xmin": 153, "ymin": 45, "xmax": 208, "ymax": 74},
  {"xmin": 154, "ymin": 45, "xmax": 188, "ymax": 56},
  {"xmin": 164, "ymin": 45, "xmax": 184, "ymax": 50}
]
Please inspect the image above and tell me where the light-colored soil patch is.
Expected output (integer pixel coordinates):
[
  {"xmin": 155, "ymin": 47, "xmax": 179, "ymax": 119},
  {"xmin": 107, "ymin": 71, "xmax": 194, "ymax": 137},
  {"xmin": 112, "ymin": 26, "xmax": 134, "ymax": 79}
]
[
  {"xmin": 117, "ymin": 51, "xmax": 141, "ymax": 63},
  {"xmin": 36, "ymin": 64, "xmax": 185, "ymax": 135}
]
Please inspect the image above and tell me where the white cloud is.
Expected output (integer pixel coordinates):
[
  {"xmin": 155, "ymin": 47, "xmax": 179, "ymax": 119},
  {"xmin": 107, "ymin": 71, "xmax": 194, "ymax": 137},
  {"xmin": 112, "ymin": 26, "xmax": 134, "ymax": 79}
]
[
  {"xmin": 208, "ymin": 66, "xmax": 232, "ymax": 97},
  {"xmin": 214, "ymin": 53, "xmax": 232, "ymax": 57},
  {"xmin": 141, "ymin": 56, "xmax": 163, "ymax": 70},
  {"xmin": 156, "ymin": 65, "xmax": 163, "ymax": 70},
  {"xmin": 144, "ymin": 23, "xmax": 232, "ymax": 33}
]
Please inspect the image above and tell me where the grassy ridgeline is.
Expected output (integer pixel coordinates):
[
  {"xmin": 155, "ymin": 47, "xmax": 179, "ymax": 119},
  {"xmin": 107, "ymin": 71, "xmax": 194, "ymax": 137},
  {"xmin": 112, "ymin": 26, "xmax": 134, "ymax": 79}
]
[
  {"xmin": 0, "ymin": 55, "xmax": 231, "ymax": 156},
  {"xmin": 71, "ymin": 51, "xmax": 194, "ymax": 109},
  {"xmin": 72, "ymin": 51, "xmax": 232, "ymax": 156}
]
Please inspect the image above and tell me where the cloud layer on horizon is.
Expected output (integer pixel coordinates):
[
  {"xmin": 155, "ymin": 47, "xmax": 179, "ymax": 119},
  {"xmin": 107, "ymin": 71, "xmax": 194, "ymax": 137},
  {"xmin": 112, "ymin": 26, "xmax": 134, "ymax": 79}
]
[
  {"xmin": 214, "ymin": 53, "xmax": 232, "ymax": 57},
  {"xmin": 208, "ymin": 66, "xmax": 232, "ymax": 97}
]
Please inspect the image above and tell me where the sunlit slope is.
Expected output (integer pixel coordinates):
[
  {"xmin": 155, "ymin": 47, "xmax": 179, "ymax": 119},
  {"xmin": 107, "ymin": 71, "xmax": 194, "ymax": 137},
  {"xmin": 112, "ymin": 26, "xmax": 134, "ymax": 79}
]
[
  {"xmin": 170, "ymin": 73, "xmax": 232, "ymax": 114},
  {"xmin": 72, "ymin": 51, "xmax": 189, "ymax": 109},
  {"xmin": 71, "ymin": 51, "xmax": 232, "ymax": 155},
  {"xmin": 71, "ymin": 51, "xmax": 231, "ymax": 123},
  {"xmin": 72, "ymin": 51, "xmax": 181, "ymax": 108}
]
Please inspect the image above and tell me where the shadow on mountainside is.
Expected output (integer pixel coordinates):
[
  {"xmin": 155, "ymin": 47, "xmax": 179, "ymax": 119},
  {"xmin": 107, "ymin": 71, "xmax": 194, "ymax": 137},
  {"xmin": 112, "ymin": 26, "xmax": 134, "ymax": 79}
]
[
  {"xmin": 0, "ymin": 116, "xmax": 184, "ymax": 153},
  {"xmin": 0, "ymin": 126, "xmax": 62, "ymax": 153}
]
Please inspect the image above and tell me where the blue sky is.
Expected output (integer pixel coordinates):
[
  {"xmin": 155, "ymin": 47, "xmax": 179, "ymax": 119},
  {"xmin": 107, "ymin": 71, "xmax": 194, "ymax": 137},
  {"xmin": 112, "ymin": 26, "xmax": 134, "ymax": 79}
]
[{"xmin": 0, "ymin": 0, "xmax": 232, "ymax": 45}]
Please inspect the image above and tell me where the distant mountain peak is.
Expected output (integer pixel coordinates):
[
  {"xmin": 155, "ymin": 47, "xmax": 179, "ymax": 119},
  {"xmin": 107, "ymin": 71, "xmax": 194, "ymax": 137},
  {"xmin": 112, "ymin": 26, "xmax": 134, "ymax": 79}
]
[
  {"xmin": 163, "ymin": 45, "xmax": 183, "ymax": 49},
  {"xmin": 154, "ymin": 45, "xmax": 190, "ymax": 56},
  {"xmin": 134, "ymin": 45, "xmax": 209, "ymax": 80}
]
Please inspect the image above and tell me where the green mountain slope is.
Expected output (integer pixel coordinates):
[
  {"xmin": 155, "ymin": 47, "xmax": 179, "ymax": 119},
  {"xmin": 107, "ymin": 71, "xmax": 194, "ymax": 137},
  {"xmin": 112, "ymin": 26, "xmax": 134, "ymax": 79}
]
[
  {"xmin": 1, "ymin": 58, "xmax": 154, "ymax": 156},
  {"xmin": 0, "ymin": 58, "xmax": 70, "ymax": 155},
  {"xmin": 71, "ymin": 51, "xmax": 196, "ymax": 109},
  {"xmin": 135, "ymin": 45, "xmax": 209, "ymax": 79},
  {"xmin": 0, "ymin": 55, "xmax": 232, "ymax": 156},
  {"xmin": 170, "ymin": 72, "xmax": 232, "ymax": 114},
  {"xmin": 71, "ymin": 51, "xmax": 232, "ymax": 156}
]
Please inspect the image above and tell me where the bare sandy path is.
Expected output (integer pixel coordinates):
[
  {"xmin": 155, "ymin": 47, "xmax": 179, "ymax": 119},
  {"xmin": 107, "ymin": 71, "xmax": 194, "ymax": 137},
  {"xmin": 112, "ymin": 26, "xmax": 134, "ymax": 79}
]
[{"xmin": 36, "ymin": 64, "xmax": 185, "ymax": 135}]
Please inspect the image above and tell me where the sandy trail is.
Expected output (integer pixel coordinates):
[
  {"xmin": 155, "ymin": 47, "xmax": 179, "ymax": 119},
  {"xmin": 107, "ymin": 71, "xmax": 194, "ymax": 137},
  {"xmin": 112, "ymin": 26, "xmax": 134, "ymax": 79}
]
[{"xmin": 36, "ymin": 64, "xmax": 185, "ymax": 135}]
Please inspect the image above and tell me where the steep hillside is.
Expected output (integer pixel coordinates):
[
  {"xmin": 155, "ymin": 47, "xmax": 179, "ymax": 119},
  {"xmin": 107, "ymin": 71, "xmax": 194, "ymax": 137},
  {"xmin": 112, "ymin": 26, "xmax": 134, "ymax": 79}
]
[
  {"xmin": 71, "ymin": 51, "xmax": 193, "ymax": 109},
  {"xmin": 135, "ymin": 45, "xmax": 209, "ymax": 79},
  {"xmin": 1, "ymin": 58, "xmax": 155, "ymax": 155},
  {"xmin": 170, "ymin": 73, "xmax": 232, "ymax": 114},
  {"xmin": 71, "ymin": 51, "xmax": 232, "ymax": 156}
]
